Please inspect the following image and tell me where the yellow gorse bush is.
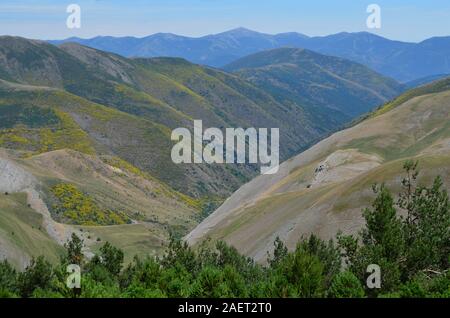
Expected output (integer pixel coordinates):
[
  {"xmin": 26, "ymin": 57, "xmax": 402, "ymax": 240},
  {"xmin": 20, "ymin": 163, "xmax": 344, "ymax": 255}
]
[{"xmin": 50, "ymin": 183, "xmax": 130, "ymax": 226}]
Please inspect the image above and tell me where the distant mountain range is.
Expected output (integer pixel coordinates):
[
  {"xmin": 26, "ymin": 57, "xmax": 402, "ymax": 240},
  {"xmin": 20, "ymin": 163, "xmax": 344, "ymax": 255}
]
[{"xmin": 50, "ymin": 28, "xmax": 450, "ymax": 82}]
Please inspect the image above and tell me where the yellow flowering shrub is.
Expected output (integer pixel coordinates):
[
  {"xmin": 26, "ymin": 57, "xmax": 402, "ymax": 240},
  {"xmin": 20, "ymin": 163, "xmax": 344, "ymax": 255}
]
[{"xmin": 50, "ymin": 183, "xmax": 130, "ymax": 226}]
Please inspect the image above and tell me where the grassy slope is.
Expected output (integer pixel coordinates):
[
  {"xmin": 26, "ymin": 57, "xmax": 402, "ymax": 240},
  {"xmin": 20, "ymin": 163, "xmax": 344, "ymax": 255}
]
[
  {"xmin": 0, "ymin": 193, "xmax": 64, "ymax": 268},
  {"xmin": 79, "ymin": 224, "xmax": 166, "ymax": 264}
]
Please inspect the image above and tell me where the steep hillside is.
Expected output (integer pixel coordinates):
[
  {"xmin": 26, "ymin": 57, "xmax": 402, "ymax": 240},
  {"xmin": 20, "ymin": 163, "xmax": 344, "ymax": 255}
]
[
  {"xmin": 51, "ymin": 29, "xmax": 450, "ymax": 82},
  {"xmin": 0, "ymin": 37, "xmax": 274, "ymax": 197},
  {"xmin": 0, "ymin": 191, "xmax": 64, "ymax": 268},
  {"xmin": 0, "ymin": 145, "xmax": 199, "ymax": 267},
  {"xmin": 224, "ymin": 48, "xmax": 405, "ymax": 117},
  {"xmin": 186, "ymin": 78, "xmax": 450, "ymax": 262}
]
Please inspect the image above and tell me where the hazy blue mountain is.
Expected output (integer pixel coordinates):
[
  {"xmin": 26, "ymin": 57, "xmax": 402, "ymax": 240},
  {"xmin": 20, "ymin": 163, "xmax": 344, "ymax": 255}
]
[
  {"xmin": 404, "ymin": 74, "xmax": 450, "ymax": 89},
  {"xmin": 298, "ymin": 33, "xmax": 450, "ymax": 82},
  {"xmin": 389, "ymin": 36, "xmax": 450, "ymax": 81},
  {"xmin": 51, "ymin": 28, "xmax": 302, "ymax": 67},
  {"xmin": 51, "ymin": 28, "xmax": 450, "ymax": 82}
]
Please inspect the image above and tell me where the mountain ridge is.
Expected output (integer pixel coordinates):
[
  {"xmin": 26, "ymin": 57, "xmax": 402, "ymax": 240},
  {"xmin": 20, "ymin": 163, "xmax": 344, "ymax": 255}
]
[{"xmin": 50, "ymin": 28, "xmax": 450, "ymax": 82}]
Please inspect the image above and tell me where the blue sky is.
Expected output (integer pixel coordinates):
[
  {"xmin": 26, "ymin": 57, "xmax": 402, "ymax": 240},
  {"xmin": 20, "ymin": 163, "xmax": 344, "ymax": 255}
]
[{"xmin": 1, "ymin": 0, "xmax": 450, "ymax": 42}]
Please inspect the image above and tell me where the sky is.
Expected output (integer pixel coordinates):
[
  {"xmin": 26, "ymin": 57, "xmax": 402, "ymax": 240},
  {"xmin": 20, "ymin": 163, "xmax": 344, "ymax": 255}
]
[{"xmin": 1, "ymin": 0, "xmax": 450, "ymax": 42}]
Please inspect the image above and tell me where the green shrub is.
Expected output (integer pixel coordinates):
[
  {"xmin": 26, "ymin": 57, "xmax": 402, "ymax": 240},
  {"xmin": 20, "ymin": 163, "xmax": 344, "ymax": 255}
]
[{"xmin": 328, "ymin": 271, "xmax": 365, "ymax": 298}]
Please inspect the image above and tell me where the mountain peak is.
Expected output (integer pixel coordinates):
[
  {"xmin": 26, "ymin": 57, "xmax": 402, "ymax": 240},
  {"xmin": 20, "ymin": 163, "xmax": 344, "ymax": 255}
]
[
  {"xmin": 418, "ymin": 35, "xmax": 450, "ymax": 46},
  {"xmin": 275, "ymin": 31, "xmax": 309, "ymax": 39},
  {"xmin": 217, "ymin": 27, "xmax": 264, "ymax": 37},
  {"xmin": 148, "ymin": 32, "xmax": 186, "ymax": 40}
]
